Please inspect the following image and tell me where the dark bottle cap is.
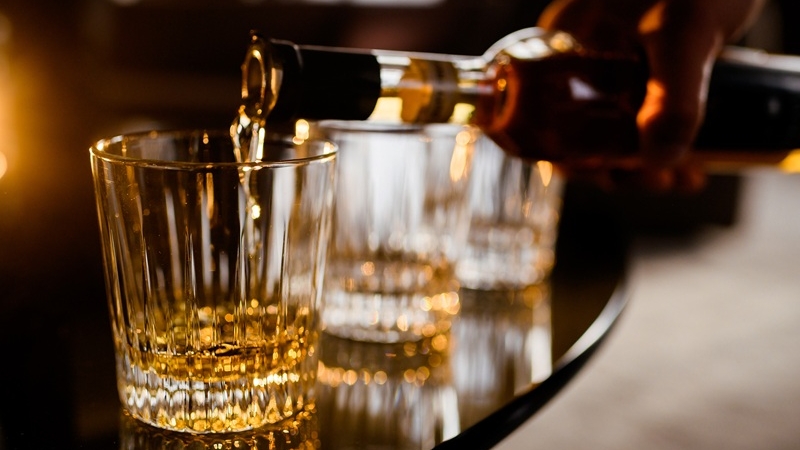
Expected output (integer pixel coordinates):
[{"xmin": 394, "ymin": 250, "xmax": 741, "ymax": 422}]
[{"xmin": 267, "ymin": 40, "xmax": 382, "ymax": 122}]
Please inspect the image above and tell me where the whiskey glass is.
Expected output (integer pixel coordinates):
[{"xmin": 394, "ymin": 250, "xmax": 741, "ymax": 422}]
[{"xmin": 91, "ymin": 129, "xmax": 336, "ymax": 433}]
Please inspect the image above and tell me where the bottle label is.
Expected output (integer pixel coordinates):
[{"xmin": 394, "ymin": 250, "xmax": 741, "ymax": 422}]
[{"xmin": 399, "ymin": 59, "xmax": 459, "ymax": 123}]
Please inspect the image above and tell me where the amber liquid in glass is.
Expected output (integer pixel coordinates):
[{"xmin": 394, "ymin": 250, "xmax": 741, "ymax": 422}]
[
  {"xmin": 116, "ymin": 293, "xmax": 317, "ymax": 433},
  {"xmin": 477, "ymin": 51, "xmax": 647, "ymax": 164}
]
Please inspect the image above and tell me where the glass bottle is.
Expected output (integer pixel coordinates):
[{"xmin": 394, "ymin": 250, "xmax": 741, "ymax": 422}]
[{"xmin": 238, "ymin": 28, "xmax": 800, "ymax": 167}]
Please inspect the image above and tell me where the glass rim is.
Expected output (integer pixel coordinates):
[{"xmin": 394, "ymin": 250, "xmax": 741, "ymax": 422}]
[{"xmin": 90, "ymin": 128, "xmax": 337, "ymax": 169}]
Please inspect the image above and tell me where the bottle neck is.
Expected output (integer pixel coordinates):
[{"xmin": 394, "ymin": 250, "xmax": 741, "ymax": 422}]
[
  {"xmin": 247, "ymin": 37, "xmax": 384, "ymax": 123},
  {"xmin": 241, "ymin": 32, "xmax": 501, "ymax": 126}
]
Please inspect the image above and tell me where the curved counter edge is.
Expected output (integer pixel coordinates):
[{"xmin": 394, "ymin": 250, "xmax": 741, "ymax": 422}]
[{"xmin": 434, "ymin": 275, "xmax": 631, "ymax": 450}]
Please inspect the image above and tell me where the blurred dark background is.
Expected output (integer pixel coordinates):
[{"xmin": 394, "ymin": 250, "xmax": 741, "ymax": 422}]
[{"xmin": 0, "ymin": 0, "xmax": 798, "ymax": 447}]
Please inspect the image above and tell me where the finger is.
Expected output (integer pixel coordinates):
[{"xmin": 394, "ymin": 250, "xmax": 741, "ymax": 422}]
[
  {"xmin": 538, "ymin": 0, "xmax": 645, "ymax": 50},
  {"xmin": 673, "ymin": 162, "xmax": 708, "ymax": 193},
  {"xmin": 636, "ymin": 2, "xmax": 725, "ymax": 167}
]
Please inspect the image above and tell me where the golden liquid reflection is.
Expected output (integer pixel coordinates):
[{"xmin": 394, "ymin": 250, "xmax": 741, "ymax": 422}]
[
  {"xmin": 118, "ymin": 408, "xmax": 320, "ymax": 450},
  {"xmin": 316, "ymin": 332, "xmax": 460, "ymax": 449},
  {"xmin": 451, "ymin": 284, "xmax": 552, "ymax": 427}
]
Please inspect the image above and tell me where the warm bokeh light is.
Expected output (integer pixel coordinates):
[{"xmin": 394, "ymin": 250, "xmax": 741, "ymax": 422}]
[
  {"xmin": 0, "ymin": 11, "xmax": 16, "ymax": 183},
  {"xmin": 0, "ymin": 150, "xmax": 7, "ymax": 180},
  {"xmin": 636, "ymin": 79, "xmax": 666, "ymax": 130},
  {"xmin": 451, "ymin": 103, "xmax": 475, "ymax": 124},
  {"xmin": 537, "ymin": 160, "xmax": 553, "ymax": 187},
  {"xmin": 449, "ymin": 129, "xmax": 473, "ymax": 182},
  {"xmin": 294, "ymin": 118, "xmax": 310, "ymax": 144},
  {"xmin": 638, "ymin": 1, "xmax": 667, "ymax": 35},
  {"xmin": 778, "ymin": 149, "xmax": 800, "ymax": 173},
  {"xmin": 369, "ymin": 97, "xmax": 402, "ymax": 121}
]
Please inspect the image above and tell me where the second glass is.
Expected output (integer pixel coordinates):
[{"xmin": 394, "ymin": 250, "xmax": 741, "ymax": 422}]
[
  {"xmin": 456, "ymin": 135, "xmax": 564, "ymax": 290},
  {"xmin": 318, "ymin": 122, "xmax": 475, "ymax": 343}
]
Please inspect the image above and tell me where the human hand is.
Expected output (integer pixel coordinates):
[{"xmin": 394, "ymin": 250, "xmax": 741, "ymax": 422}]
[{"xmin": 538, "ymin": 0, "xmax": 766, "ymax": 191}]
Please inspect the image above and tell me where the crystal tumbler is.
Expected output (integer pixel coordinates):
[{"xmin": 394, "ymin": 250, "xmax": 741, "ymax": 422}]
[{"xmin": 91, "ymin": 129, "xmax": 336, "ymax": 433}]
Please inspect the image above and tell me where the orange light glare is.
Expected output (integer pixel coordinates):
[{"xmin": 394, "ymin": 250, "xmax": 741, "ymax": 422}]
[
  {"xmin": 778, "ymin": 149, "xmax": 800, "ymax": 173},
  {"xmin": 536, "ymin": 160, "xmax": 553, "ymax": 187},
  {"xmin": 639, "ymin": 2, "xmax": 666, "ymax": 35},
  {"xmin": 0, "ymin": 150, "xmax": 7, "ymax": 180},
  {"xmin": 637, "ymin": 80, "xmax": 666, "ymax": 129},
  {"xmin": 293, "ymin": 119, "xmax": 310, "ymax": 144}
]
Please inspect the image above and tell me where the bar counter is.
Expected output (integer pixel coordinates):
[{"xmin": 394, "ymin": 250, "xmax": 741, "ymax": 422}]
[{"xmin": 0, "ymin": 183, "xmax": 629, "ymax": 449}]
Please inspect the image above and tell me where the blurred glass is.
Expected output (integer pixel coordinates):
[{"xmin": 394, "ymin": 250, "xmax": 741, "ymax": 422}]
[
  {"xmin": 452, "ymin": 285, "xmax": 552, "ymax": 427},
  {"xmin": 318, "ymin": 122, "xmax": 475, "ymax": 343},
  {"xmin": 316, "ymin": 331, "xmax": 459, "ymax": 448},
  {"xmin": 456, "ymin": 135, "xmax": 563, "ymax": 290}
]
